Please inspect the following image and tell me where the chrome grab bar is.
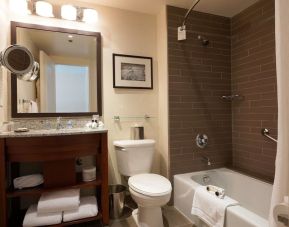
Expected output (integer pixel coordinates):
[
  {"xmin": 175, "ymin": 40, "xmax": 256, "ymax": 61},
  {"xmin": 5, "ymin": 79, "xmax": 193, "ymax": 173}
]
[{"xmin": 261, "ymin": 128, "xmax": 277, "ymax": 143}]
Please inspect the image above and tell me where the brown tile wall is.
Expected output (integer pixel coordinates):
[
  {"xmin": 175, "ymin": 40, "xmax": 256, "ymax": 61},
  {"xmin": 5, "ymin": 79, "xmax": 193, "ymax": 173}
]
[
  {"xmin": 167, "ymin": 6, "xmax": 232, "ymax": 178},
  {"xmin": 168, "ymin": 0, "xmax": 277, "ymax": 181},
  {"xmin": 231, "ymin": 0, "xmax": 277, "ymax": 180}
]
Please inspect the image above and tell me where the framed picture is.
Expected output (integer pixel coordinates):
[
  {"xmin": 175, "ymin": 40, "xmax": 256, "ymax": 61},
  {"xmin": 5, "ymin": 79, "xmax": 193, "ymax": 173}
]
[{"xmin": 113, "ymin": 54, "xmax": 153, "ymax": 89}]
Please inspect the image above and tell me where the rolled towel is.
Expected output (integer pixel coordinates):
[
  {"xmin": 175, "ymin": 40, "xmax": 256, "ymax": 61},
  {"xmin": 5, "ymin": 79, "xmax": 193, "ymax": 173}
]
[
  {"xmin": 37, "ymin": 189, "xmax": 80, "ymax": 214},
  {"xmin": 206, "ymin": 185, "xmax": 225, "ymax": 198},
  {"xmin": 63, "ymin": 196, "xmax": 98, "ymax": 222},
  {"xmin": 23, "ymin": 204, "xmax": 62, "ymax": 227},
  {"xmin": 13, "ymin": 174, "xmax": 44, "ymax": 189}
]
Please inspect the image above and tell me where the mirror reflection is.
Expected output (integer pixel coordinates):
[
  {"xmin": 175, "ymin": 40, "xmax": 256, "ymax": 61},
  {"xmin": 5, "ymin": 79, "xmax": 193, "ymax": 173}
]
[{"xmin": 15, "ymin": 27, "xmax": 98, "ymax": 114}]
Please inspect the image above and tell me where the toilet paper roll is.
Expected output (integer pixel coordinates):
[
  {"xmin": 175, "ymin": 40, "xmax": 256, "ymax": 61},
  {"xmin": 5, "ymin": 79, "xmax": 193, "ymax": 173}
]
[{"xmin": 273, "ymin": 203, "xmax": 289, "ymax": 227}]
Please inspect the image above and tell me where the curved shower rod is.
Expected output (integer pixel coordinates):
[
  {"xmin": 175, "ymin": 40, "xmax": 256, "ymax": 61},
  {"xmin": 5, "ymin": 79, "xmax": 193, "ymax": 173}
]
[{"xmin": 181, "ymin": 0, "xmax": 201, "ymax": 29}]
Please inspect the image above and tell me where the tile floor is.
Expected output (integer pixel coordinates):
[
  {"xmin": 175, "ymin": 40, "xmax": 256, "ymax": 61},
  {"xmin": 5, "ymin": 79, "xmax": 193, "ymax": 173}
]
[
  {"xmin": 83, "ymin": 194, "xmax": 193, "ymax": 227},
  {"xmin": 109, "ymin": 206, "xmax": 193, "ymax": 227},
  {"xmin": 109, "ymin": 195, "xmax": 193, "ymax": 227}
]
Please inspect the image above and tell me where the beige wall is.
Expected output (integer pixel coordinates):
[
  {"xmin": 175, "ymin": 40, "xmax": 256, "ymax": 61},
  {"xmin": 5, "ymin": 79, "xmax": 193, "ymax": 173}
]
[
  {"xmin": 8, "ymin": 1, "xmax": 169, "ymax": 184},
  {"xmin": 157, "ymin": 6, "xmax": 169, "ymax": 178},
  {"xmin": 0, "ymin": 0, "xmax": 9, "ymax": 123}
]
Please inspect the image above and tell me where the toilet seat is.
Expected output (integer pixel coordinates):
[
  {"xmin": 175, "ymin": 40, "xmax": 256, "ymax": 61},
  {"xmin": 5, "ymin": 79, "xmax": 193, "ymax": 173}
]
[{"xmin": 128, "ymin": 173, "xmax": 172, "ymax": 197}]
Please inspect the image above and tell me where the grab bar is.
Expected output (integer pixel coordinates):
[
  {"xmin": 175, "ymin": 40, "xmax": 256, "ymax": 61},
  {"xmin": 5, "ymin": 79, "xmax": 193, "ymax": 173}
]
[{"xmin": 261, "ymin": 128, "xmax": 277, "ymax": 143}]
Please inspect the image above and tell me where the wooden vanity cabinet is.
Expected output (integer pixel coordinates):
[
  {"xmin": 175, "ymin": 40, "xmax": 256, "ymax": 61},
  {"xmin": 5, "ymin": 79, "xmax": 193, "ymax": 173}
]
[{"xmin": 0, "ymin": 132, "xmax": 109, "ymax": 227}]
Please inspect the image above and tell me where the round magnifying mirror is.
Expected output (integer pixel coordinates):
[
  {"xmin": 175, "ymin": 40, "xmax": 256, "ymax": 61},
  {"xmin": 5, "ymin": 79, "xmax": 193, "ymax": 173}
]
[{"xmin": 0, "ymin": 45, "xmax": 34, "ymax": 75}]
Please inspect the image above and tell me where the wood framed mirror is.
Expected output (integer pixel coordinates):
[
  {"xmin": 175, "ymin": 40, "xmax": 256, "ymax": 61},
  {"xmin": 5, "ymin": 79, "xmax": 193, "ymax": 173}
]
[{"xmin": 11, "ymin": 21, "xmax": 102, "ymax": 118}]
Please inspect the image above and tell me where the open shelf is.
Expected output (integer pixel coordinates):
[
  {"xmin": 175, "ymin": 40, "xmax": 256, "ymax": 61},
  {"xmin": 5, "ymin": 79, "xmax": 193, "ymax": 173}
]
[
  {"xmin": 7, "ymin": 172, "xmax": 102, "ymax": 198},
  {"xmin": 49, "ymin": 213, "xmax": 102, "ymax": 227},
  {"xmin": 9, "ymin": 210, "xmax": 102, "ymax": 227}
]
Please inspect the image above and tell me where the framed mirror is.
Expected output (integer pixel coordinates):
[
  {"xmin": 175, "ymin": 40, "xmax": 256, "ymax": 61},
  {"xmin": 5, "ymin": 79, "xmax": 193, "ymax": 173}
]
[{"xmin": 11, "ymin": 21, "xmax": 102, "ymax": 118}]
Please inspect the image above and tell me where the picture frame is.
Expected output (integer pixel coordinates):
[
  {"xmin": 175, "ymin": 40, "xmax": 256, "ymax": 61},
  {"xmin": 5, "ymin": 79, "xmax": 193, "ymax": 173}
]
[{"xmin": 113, "ymin": 54, "xmax": 153, "ymax": 89}]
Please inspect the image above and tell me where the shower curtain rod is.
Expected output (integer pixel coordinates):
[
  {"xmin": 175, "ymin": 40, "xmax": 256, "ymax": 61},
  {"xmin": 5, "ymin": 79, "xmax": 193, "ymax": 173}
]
[{"xmin": 181, "ymin": 0, "xmax": 201, "ymax": 28}]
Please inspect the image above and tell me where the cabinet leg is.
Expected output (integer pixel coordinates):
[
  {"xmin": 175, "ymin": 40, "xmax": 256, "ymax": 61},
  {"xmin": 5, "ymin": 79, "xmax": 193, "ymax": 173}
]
[
  {"xmin": 100, "ymin": 134, "xmax": 109, "ymax": 225},
  {"xmin": 0, "ymin": 139, "xmax": 7, "ymax": 227}
]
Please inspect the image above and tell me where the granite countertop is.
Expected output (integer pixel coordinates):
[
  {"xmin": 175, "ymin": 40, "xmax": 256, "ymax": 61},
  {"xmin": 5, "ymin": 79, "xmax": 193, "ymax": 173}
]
[{"xmin": 0, "ymin": 128, "xmax": 108, "ymax": 138}]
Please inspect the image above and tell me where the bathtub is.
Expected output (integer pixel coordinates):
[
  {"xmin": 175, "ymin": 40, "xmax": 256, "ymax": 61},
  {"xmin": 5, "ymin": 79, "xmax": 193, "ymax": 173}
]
[{"xmin": 174, "ymin": 168, "xmax": 273, "ymax": 227}]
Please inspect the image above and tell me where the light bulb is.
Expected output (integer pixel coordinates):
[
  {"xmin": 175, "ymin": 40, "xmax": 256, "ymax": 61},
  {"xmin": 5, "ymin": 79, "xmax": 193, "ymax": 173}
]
[
  {"xmin": 35, "ymin": 1, "xmax": 54, "ymax": 18},
  {"xmin": 61, "ymin": 5, "xmax": 77, "ymax": 21},
  {"xmin": 82, "ymin": 9, "xmax": 98, "ymax": 24},
  {"xmin": 10, "ymin": 0, "xmax": 30, "ymax": 15}
]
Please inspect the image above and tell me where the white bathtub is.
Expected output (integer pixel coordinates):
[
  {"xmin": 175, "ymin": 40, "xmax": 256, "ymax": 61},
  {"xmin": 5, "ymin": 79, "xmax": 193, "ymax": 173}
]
[{"xmin": 174, "ymin": 168, "xmax": 273, "ymax": 227}]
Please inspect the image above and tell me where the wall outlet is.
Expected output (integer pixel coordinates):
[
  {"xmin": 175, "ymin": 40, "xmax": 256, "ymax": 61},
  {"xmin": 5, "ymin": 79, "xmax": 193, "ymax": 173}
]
[{"xmin": 178, "ymin": 26, "xmax": 186, "ymax": 41}]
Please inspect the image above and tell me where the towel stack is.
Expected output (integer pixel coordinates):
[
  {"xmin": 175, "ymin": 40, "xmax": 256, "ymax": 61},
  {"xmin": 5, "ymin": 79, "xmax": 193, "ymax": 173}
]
[{"xmin": 23, "ymin": 189, "xmax": 98, "ymax": 226}]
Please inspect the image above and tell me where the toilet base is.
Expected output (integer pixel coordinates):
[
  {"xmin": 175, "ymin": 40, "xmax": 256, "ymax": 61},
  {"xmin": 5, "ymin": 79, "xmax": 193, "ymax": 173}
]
[{"xmin": 132, "ymin": 207, "xmax": 164, "ymax": 227}]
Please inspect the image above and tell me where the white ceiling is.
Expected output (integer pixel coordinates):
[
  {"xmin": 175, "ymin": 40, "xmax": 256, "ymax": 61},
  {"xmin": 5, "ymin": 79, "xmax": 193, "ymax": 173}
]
[
  {"xmin": 73, "ymin": 0, "xmax": 258, "ymax": 17},
  {"xmin": 167, "ymin": 0, "xmax": 259, "ymax": 17}
]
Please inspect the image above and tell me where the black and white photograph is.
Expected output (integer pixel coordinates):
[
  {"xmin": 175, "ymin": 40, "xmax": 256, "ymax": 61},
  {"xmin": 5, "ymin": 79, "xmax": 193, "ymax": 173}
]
[
  {"xmin": 113, "ymin": 54, "xmax": 153, "ymax": 89},
  {"xmin": 121, "ymin": 63, "xmax": 146, "ymax": 81}
]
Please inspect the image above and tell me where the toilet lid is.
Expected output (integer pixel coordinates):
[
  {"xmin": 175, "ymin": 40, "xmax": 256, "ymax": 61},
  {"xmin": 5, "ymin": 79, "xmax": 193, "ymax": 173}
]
[{"xmin": 128, "ymin": 174, "xmax": 172, "ymax": 196}]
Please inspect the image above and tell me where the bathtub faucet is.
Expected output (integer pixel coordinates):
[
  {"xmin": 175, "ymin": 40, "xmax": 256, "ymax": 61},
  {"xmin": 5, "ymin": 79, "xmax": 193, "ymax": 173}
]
[{"xmin": 201, "ymin": 155, "xmax": 211, "ymax": 166}]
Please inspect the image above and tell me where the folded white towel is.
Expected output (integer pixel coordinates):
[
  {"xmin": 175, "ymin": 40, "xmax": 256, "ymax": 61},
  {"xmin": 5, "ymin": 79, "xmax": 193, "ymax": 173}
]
[
  {"xmin": 191, "ymin": 186, "xmax": 238, "ymax": 227},
  {"xmin": 63, "ymin": 196, "xmax": 98, "ymax": 222},
  {"xmin": 23, "ymin": 204, "xmax": 62, "ymax": 227},
  {"xmin": 37, "ymin": 189, "xmax": 80, "ymax": 214},
  {"xmin": 29, "ymin": 101, "xmax": 38, "ymax": 113}
]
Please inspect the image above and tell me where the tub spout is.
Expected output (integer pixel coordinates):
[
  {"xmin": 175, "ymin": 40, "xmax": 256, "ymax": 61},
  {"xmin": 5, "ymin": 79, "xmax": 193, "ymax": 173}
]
[{"xmin": 201, "ymin": 155, "xmax": 211, "ymax": 166}]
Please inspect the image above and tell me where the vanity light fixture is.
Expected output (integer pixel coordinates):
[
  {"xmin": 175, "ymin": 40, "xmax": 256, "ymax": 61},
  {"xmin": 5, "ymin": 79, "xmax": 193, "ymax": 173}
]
[
  {"xmin": 61, "ymin": 4, "xmax": 77, "ymax": 21},
  {"xmin": 10, "ymin": 0, "xmax": 31, "ymax": 15},
  {"xmin": 35, "ymin": 1, "xmax": 54, "ymax": 18},
  {"xmin": 11, "ymin": 0, "xmax": 98, "ymax": 24},
  {"xmin": 82, "ymin": 8, "xmax": 98, "ymax": 24}
]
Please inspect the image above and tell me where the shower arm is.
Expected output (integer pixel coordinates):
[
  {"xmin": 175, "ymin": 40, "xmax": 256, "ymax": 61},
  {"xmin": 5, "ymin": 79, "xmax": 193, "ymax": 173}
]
[{"xmin": 181, "ymin": 0, "xmax": 201, "ymax": 29}]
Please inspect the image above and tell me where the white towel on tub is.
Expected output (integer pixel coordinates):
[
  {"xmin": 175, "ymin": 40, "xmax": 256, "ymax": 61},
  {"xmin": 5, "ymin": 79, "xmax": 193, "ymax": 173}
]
[
  {"xmin": 191, "ymin": 186, "xmax": 238, "ymax": 227},
  {"xmin": 23, "ymin": 204, "xmax": 62, "ymax": 226},
  {"xmin": 37, "ymin": 189, "xmax": 80, "ymax": 214},
  {"xmin": 63, "ymin": 196, "xmax": 98, "ymax": 222}
]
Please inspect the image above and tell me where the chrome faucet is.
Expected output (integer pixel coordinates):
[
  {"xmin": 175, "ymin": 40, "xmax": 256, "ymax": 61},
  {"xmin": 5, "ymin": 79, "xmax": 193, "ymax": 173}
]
[
  {"xmin": 56, "ymin": 117, "xmax": 64, "ymax": 130},
  {"xmin": 201, "ymin": 154, "xmax": 211, "ymax": 166}
]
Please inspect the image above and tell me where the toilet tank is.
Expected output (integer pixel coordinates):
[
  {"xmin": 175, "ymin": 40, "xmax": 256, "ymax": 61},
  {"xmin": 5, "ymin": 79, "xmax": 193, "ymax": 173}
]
[{"xmin": 113, "ymin": 140, "xmax": 155, "ymax": 177}]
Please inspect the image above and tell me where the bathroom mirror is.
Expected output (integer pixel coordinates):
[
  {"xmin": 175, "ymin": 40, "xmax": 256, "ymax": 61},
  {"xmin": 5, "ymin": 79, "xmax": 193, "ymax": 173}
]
[{"xmin": 11, "ymin": 22, "xmax": 102, "ymax": 118}]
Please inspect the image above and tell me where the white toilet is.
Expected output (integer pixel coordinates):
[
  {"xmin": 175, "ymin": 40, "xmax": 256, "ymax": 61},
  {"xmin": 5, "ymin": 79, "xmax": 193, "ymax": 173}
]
[{"xmin": 114, "ymin": 140, "xmax": 172, "ymax": 227}]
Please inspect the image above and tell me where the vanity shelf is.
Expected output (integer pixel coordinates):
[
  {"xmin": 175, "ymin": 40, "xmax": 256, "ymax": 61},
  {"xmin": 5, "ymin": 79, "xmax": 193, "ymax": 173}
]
[
  {"xmin": 9, "ymin": 209, "xmax": 103, "ymax": 227},
  {"xmin": 0, "ymin": 131, "xmax": 109, "ymax": 227},
  {"xmin": 7, "ymin": 172, "xmax": 102, "ymax": 198}
]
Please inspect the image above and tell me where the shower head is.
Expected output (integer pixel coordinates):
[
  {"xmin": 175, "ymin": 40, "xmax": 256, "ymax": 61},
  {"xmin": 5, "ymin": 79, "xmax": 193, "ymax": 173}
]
[{"xmin": 198, "ymin": 35, "xmax": 210, "ymax": 46}]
